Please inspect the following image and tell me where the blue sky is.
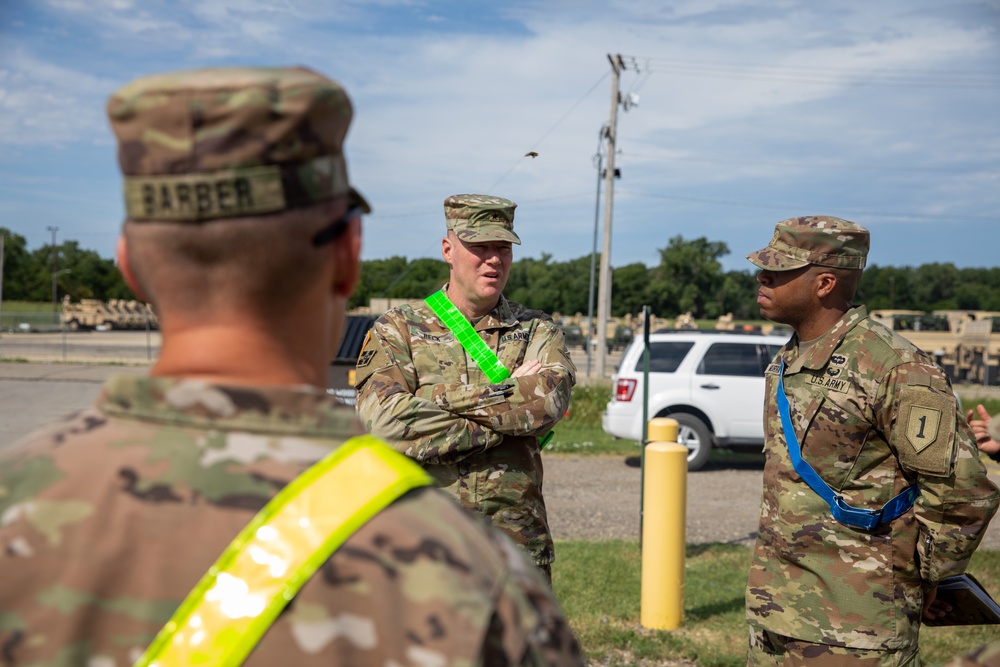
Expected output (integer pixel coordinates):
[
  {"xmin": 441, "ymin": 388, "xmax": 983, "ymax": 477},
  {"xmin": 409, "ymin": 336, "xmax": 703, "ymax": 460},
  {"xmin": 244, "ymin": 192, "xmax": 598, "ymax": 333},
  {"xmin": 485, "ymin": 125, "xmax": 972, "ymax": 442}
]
[{"xmin": 1, "ymin": 0, "xmax": 998, "ymax": 274}]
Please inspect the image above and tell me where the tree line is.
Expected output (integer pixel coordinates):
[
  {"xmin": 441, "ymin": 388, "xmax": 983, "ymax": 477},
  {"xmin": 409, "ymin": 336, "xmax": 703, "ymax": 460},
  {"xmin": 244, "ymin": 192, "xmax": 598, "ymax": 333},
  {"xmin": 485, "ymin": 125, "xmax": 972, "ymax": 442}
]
[
  {"xmin": 4, "ymin": 228, "xmax": 1000, "ymax": 318},
  {"xmin": 353, "ymin": 235, "xmax": 1000, "ymax": 319},
  {"xmin": 0, "ymin": 229, "xmax": 133, "ymax": 303}
]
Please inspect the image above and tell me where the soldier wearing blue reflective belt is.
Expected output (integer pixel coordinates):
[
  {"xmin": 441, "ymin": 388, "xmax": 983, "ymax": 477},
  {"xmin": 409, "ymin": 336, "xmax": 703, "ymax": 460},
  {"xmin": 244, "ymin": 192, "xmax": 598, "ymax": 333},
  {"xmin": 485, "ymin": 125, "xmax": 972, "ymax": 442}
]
[{"xmin": 744, "ymin": 216, "xmax": 999, "ymax": 666}]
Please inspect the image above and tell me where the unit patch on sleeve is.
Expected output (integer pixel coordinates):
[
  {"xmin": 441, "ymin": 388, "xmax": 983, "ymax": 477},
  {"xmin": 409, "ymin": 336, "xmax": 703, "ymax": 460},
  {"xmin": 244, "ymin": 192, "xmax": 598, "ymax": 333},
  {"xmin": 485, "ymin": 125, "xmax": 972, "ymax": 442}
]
[
  {"xmin": 894, "ymin": 386, "xmax": 956, "ymax": 476},
  {"xmin": 905, "ymin": 406, "xmax": 941, "ymax": 454},
  {"xmin": 354, "ymin": 333, "xmax": 392, "ymax": 388}
]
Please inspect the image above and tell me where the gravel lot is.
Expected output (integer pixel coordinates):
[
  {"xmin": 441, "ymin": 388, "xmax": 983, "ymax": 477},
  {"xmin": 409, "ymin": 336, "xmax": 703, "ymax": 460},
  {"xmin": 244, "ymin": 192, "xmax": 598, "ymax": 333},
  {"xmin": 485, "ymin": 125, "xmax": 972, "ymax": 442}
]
[{"xmin": 545, "ymin": 454, "xmax": 764, "ymax": 546}]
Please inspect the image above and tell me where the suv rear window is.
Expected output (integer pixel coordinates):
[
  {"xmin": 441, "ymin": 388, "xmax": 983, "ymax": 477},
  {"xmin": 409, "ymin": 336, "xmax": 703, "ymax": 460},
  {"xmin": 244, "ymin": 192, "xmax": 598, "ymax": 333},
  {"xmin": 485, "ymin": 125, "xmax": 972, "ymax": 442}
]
[
  {"xmin": 635, "ymin": 341, "xmax": 695, "ymax": 373},
  {"xmin": 697, "ymin": 342, "xmax": 765, "ymax": 377}
]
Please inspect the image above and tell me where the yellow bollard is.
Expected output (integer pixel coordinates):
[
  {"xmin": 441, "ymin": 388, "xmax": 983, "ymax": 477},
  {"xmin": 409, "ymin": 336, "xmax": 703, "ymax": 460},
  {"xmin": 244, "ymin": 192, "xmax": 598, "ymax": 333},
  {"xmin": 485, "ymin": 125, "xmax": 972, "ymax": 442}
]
[{"xmin": 640, "ymin": 417, "xmax": 687, "ymax": 630}]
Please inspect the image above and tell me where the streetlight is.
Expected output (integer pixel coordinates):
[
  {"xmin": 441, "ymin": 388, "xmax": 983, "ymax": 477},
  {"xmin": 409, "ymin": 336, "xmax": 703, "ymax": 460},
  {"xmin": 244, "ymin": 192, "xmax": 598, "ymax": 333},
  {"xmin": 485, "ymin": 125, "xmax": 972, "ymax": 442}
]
[
  {"xmin": 47, "ymin": 226, "xmax": 59, "ymax": 324},
  {"xmin": 52, "ymin": 268, "xmax": 71, "ymax": 327}
]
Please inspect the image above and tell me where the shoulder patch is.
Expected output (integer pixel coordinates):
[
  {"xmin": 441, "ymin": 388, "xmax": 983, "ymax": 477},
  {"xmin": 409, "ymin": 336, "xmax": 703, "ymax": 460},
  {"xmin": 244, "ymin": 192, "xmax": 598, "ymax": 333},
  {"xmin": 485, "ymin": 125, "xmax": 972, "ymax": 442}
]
[
  {"xmin": 354, "ymin": 333, "xmax": 392, "ymax": 389},
  {"xmin": 894, "ymin": 386, "xmax": 956, "ymax": 476}
]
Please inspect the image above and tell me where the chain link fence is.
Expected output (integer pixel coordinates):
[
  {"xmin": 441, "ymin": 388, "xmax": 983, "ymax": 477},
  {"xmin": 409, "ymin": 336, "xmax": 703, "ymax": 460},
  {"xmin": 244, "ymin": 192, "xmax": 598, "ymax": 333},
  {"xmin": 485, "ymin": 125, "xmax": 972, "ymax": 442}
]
[{"xmin": 0, "ymin": 311, "xmax": 159, "ymax": 364}]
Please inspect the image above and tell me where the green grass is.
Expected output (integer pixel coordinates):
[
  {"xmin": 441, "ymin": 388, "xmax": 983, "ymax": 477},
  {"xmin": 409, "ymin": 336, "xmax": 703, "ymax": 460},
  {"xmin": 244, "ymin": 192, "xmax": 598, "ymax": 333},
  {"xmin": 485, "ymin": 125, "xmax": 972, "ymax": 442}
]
[
  {"xmin": 546, "ymin": 382, "xmax": 640, "ymax": 455},
  {"xmin": 961, "ymin": 397, "xmax": 1000, "ymax": 419},
  {"xmin": 549, "ymin": 380, "xmax": 1000, "ymax": 458},
  {"xmin": 553, "ymin": 542, "xmax": 1000, "ymax": 666},
  {"xmin": 0, "ymin": 300, "xmax": 61, "ymax": 329}
]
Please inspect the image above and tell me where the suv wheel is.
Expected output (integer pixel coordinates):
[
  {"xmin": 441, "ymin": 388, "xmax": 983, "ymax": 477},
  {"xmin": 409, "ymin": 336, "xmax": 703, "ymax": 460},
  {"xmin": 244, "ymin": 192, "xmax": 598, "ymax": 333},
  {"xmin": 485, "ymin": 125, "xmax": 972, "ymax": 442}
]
[{"xmin": 672, "ymin": 413, "xmax": 713, "ymax": 471}]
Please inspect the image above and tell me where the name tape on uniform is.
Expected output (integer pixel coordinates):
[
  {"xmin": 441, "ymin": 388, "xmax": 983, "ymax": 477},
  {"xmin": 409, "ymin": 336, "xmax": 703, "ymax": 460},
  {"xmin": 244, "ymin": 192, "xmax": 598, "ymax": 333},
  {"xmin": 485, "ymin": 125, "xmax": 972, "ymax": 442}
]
[{"xmin": 124, "ymin": 166, "xmax": 287, "ymax": 221}]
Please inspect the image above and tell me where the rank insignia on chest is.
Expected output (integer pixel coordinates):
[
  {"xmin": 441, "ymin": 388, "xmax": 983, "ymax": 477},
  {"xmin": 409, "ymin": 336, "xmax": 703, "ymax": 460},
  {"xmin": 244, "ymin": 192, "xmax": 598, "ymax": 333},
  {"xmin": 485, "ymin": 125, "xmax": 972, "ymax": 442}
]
[{"xmin": 765, "ymin": 363, "xmax": 781, "ymax": 376}]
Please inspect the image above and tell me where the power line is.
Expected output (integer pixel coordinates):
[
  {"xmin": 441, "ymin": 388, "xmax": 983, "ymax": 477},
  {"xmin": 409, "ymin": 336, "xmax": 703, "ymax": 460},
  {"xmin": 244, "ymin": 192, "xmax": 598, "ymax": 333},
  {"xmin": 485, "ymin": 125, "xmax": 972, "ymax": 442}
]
[
  {"xmin": 621, "ymin": 151, "xmax": 995, "ymax": 174},
  {"xmin": 485, "ymin": 70, "xmax": 610, "ymax": 193},
  {"xmin": 618, "ymin": 188, "xmax": 999, "ymax": 223},
  {"xmin": 624, "ymin": 55, "xmax": 1000, "ymax": 89}
]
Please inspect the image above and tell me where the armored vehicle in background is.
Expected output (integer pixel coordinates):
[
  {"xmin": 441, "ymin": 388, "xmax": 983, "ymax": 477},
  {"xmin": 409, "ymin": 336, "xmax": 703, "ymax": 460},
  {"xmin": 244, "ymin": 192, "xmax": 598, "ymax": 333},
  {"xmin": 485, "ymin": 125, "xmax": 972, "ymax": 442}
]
[
  {"xmin": 61, "ymin": 297, "xmax": 158, "ymax": 331},
  {"xmin": 869, "ymin": 310, "xmax": 960, "ymax": 378},
  {"xmin": 955, "ymin": 312, "xmax": 1000, "ymax": 385}
]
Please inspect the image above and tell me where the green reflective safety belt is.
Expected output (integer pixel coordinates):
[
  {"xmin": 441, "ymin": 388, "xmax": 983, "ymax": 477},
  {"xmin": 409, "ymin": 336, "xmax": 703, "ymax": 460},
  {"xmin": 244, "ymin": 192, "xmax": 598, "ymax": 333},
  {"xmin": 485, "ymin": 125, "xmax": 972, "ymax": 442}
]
[
  {"xmin": 425, "ymin": 289, "xmax": 511, "ymax": 383},
  {"xmin": 134, "ymin": 435, "xmax": 432, "ymax": 667}
]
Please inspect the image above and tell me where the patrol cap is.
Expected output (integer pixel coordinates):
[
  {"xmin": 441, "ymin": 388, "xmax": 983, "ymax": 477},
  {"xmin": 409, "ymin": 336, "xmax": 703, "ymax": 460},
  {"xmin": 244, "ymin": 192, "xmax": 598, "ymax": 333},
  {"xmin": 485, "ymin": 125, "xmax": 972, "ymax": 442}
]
[
  {"xmin": 746, "ymin": 216, "xmax": 869, "ymax": 271},
  {"xmin": 107, "ymin": 66, "xmax": 370, "ymax": 222},
  {"xmin": 444, "ymin": 194, "xmax": 521, "ymax": 245}
]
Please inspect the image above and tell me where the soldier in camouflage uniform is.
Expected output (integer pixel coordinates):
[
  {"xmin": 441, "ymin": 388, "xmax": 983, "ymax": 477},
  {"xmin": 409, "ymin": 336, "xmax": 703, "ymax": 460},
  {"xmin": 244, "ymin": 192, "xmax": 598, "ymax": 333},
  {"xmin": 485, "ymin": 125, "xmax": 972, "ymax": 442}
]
[
  {"xmin": 744, "ymin": 216, "xmax": 999, "ymax": 666},
  {"xmin": 0, "ymin": 67, "xmax": 584, "ymax": 666},
  {"xmin": 355, "ymin": 194, "xmax": 577, "ymax": 578}
]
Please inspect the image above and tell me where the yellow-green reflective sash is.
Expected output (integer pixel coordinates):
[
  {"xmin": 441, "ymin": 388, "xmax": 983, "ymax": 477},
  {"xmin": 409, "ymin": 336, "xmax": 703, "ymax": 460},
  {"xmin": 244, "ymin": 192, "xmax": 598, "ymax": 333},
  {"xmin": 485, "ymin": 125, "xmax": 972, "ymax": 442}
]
[
  {"xmin": 425, "ymin": 289, "xmax": 510, "ymax": 383},
  {"xmin": 134, "ymin": 435, "xmax": 432, "ymax": 667}
]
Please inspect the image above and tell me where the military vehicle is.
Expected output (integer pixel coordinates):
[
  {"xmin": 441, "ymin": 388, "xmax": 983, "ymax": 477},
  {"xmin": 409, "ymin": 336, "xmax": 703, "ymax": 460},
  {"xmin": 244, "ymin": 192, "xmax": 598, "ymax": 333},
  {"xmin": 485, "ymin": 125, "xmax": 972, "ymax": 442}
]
[
  {"xmin": 869, "ymin": 309, "xmax": 970, "ymax": 380},
  {"xmin": 61, "ymin": 297, "xmax": 158, "ymax": 330},
  {"xmin": 955, "ymin": 312, "xmax": 1000, "ymax": 385},
  {"xmin": 557, "ymin": 323, "xmax": 586, "ymax": 349}
]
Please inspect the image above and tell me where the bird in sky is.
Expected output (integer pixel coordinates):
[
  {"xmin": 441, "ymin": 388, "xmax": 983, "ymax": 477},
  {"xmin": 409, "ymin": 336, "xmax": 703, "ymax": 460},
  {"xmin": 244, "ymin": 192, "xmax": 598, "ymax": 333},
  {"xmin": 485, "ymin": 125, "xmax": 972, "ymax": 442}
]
[{"xmin": 525, "ymin": 151, "xmax": 539, "ymax": 158}]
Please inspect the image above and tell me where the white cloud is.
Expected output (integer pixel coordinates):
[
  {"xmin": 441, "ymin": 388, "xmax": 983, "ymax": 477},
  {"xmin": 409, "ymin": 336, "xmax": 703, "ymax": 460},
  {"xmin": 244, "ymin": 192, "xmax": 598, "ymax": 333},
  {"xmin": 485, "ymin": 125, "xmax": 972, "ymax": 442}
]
[
  {"xmin": 0, "ymin": 0, "xmax": 996, "ymax": 268},
  {"xmin": 0, "ymin": 49, "xmax": 116, "ymax": 147}
]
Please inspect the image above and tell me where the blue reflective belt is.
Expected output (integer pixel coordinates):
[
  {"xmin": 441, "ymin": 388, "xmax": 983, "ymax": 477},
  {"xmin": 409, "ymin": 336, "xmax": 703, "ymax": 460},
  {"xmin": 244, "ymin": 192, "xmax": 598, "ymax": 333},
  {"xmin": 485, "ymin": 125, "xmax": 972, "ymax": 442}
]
[{"xmin": 776, "ymin": 359, "xmax": 918, "ymax": 531}]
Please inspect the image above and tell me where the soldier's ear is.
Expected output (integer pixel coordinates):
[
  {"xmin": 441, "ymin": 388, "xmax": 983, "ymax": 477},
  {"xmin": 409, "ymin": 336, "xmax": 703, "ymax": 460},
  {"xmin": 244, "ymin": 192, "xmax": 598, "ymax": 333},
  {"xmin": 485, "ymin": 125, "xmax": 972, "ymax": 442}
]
[
  {"xmin": 814, "ymin": 270, "xmax": 838, "ymax": 299},
  {"xmin": 441, "ymin": 235, "xmax": 454, "ymax": 266},
  {"xmin": 115, "ymin": 234, "xmax": 150, "ymax": 302},
  {"xmin": 330, "ymin": 216, "xmax": 362, "ymax": 298}
]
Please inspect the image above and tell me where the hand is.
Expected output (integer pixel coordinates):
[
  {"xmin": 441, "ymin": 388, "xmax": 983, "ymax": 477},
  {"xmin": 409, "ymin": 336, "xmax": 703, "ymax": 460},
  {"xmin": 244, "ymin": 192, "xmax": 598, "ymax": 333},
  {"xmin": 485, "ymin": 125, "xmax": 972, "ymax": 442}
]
[
  {"xmin": 966, "ymin": 404, "xmax": 1000, "ymax": 455},
  {"xmin": 921, "ymin": 585, "xmax": 952, "ymax": 621},
  {"xmin": 511, "ymin": 359, "xmax": 542, "ymax": 378}
]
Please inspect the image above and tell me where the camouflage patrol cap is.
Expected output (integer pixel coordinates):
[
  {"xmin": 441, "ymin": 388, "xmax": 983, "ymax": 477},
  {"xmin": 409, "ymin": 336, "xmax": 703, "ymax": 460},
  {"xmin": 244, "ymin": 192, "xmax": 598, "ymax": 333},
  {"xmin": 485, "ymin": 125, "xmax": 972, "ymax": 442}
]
[
  {"xmin": 746, "ymin": 216, "xmax": 869, "ymax": 271},
  {"xmin": 444, "ymin": 194, "xmax": 521, "ymax": 245},
  {"xmin": 107, "ymin": 66, "xmax": 370, "ymax": 222}
]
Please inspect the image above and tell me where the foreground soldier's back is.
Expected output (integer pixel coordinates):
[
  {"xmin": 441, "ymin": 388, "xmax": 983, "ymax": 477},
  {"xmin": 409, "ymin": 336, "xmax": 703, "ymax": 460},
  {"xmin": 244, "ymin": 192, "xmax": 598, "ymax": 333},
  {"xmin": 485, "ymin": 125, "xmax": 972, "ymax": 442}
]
[{"xmin": 0, "ymin": 66, "xmax": 583, "ymax": 667}]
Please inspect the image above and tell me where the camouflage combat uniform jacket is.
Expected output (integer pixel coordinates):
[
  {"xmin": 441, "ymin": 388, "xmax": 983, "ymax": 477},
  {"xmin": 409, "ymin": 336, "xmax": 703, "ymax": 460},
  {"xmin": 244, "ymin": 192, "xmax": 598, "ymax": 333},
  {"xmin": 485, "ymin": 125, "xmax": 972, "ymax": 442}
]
[
  {"xmin": 355, "ymin": 291, "xmax": 577, "ymax": 566},
  {"xmin": 746, "ymin": 306, "xmax": 999, "ymax": 650},
  {"xmin": 0, "ymin": 375, "xmax": 583, "ymax": 667}
]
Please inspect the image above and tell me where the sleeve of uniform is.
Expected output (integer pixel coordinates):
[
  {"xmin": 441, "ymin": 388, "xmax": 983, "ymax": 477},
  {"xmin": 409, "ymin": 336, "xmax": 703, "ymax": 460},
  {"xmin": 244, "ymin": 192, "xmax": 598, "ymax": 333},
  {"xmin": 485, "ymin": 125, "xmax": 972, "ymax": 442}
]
[
  {"xmin": 355, "ymin": 316, "xmax": 503, "ymax": 462},
  {"xmin": 480, "ymin": 534, "xmax": 585, "ymax": 667},
  {"xmin": 419, "ymin": 320, "xmax": 577, "ymax": 438},
  {"xmin": 877, "ymin": 362, "xmax": 1000, "ymax": 584}
]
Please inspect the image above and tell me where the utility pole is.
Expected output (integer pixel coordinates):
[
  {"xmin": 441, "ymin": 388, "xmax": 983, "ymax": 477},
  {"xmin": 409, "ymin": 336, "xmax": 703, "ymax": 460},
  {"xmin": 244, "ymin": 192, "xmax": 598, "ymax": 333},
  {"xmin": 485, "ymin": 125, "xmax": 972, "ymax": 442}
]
[
  {"xmin": 586, "ymin": 124, "xmax": 607, "ymax": 378},
  {"xmin": 0, "ymin": 232, "xmax": 5, "ymax": 332},
  {"xmin": 47, "ymin": 226, "xmax": 59, "ymax": 324},
  {"xmin": 595, "ymin": 54, "xmax": 625, "ymax": 379}
]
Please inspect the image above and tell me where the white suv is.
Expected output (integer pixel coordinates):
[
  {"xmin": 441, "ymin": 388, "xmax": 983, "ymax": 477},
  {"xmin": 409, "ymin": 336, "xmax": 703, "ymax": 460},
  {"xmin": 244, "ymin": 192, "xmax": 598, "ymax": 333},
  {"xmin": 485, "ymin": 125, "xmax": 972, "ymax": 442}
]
[{"xmin": 602, "ymin": 330, "xmax": 789, "ymax": 470}]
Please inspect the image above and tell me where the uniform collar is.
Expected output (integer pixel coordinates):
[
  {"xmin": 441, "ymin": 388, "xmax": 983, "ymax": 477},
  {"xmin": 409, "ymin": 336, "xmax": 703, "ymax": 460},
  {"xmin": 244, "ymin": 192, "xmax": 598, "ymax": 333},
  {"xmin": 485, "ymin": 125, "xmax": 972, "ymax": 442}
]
[
  {"xmin": 98, "ymin": 375, "xmax": 364, "ymax": 437},
  {"xmin": 784, "ymin": 305, "xmax": 867, "ymax": 373},
  {"xmin": 438, "ymin": 283, "xmax": 517, "ymax": 331}
]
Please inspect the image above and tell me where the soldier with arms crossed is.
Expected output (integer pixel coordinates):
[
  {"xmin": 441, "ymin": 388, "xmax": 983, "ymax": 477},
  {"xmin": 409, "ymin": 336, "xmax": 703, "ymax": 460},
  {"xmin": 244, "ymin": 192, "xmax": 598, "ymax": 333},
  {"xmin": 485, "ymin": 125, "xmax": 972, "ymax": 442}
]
[
  {"xmin": 744, "ymin": 216, "xmax": 999, "ymax": 666},
  {"xmin": 355, "ymin": 195, "xmax": 576, "ymax": 579},
  {"xmin": 0, "ymin": 67, "xmax": 583, "ymax": 667}
]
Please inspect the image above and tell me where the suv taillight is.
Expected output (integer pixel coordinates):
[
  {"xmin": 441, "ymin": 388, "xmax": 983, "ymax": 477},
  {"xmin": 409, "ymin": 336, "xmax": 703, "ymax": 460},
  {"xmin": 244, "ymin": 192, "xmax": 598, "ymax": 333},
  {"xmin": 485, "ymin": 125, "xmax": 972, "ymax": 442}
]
[{"xmin": 615, "ymin": 378, "xmax": 637, "ymax": 402}]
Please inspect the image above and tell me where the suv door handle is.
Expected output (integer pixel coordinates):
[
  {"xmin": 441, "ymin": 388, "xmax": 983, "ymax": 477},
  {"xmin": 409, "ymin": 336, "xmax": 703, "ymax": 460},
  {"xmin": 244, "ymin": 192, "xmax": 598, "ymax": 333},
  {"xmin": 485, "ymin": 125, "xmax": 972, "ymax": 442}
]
[{"xmin": 700, "ymin": 383, "xmax": 720, "ymax": 390}]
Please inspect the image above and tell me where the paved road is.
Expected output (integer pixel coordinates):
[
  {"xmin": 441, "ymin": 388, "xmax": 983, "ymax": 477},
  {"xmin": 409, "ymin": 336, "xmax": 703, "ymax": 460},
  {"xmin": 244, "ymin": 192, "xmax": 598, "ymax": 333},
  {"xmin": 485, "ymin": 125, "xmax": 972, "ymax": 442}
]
[{"xmin": 2, "ymin": 362, "xmax": 998, "ymax": 549}]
